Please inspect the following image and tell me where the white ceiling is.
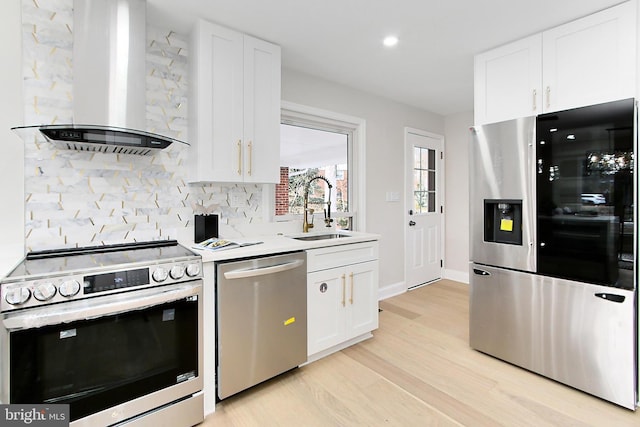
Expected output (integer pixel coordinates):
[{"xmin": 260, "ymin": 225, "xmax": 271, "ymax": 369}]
[{"xmin": 147, "ymin": 0, "xmax": 627, "ymax": 116}]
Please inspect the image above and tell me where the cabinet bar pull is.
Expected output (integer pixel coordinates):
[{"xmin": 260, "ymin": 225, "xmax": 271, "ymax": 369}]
[
  {"xmin": 341, "ymin": 274, "xmax": 346, "ymax": 307},
  {"xmin": 545, "ymin": 86, "xmax": 551, "ymax": 109},
  {"xmin": 349, "ymin": 272, "xmax": 354, "ymax": 305},
  {"xmin": 237, "ymin": 140, "xmax": 242, "ymax": 175},
  {"xmin": 247, "ymin": 140, "xmax": 252, "ymax": 176},
  {"xmin": 532, "ymin": 89, "xmax": 537, "ymax": 111}
]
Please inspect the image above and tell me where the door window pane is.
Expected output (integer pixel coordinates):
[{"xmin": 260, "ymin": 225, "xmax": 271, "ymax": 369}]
[
  {"xmin": 428, "ymin": 149, "xmax": 436, "ymax": 170},
  {"xmin": 428, "ymin": 171, "xmax": 436, "ymax": 191},
  {"xmin": 428, "ymin": 192, "xmax": 436, "ymax": 212},
  {"xmin": 413, "ymin": 147, "xmax": 437, "ymax": 213},
  {"xmin": 414, "ymin": 147, "xmax": 422, "ymax": 169}
]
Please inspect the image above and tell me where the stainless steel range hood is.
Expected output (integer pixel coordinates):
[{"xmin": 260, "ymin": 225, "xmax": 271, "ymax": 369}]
[{"xmin": 13, "ymin": 0, "xmax": 186, "ymax": 155}]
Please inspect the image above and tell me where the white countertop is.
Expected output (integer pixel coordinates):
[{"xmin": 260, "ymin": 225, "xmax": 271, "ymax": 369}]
[{"xmin": 184, "ymin": 230, "xmax": 380, "ymax": 263}]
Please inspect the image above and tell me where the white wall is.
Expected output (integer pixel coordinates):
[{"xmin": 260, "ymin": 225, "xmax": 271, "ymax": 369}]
[
  {"xmin": 282, "ymin": 68, "xmax": 445, "ymax": 291},
  {"xmin": 0, "ymin": 0, "xmax": 24, "ymax": 275},
  {"xmin": 443, "ymin": 111, "xmax": 473, "ymax": 283}
]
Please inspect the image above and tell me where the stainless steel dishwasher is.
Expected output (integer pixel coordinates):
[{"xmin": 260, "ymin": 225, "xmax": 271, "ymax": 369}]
[{"xmin": 216, "ymin": 251, "xmax": 307, "ymax": 400}]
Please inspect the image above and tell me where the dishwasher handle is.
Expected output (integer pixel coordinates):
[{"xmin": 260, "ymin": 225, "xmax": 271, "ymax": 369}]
[{"xmin": 223, "ymin": 259, "xmax": 304, "ymax": 280}]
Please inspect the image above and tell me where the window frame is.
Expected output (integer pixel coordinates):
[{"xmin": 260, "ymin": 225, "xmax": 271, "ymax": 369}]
[{"xmin": 265, "ymin": 101, "xmax": 366, "ymax": 231}]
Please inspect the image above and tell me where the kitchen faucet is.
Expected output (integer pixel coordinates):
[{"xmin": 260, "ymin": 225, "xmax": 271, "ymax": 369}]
[{"xmin": 303, "ymin": 176, "xmax": 333, "ymax": 232}]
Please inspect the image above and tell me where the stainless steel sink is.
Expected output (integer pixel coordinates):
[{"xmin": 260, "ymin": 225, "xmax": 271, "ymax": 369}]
[{"xmin": 290, "ymin": 233, "xmax": 351, "ymax": 241}]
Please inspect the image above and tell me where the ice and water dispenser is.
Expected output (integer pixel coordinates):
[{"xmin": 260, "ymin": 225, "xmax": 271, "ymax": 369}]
[{"xmin": 484, "ymin": 199, "xmax": 522, "ymax": 245}]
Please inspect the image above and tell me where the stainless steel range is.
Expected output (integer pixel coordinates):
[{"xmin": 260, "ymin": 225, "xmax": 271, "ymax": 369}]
[{"xmin": 0, "ymin": 240, "xmax": 204, "ymax": 427}]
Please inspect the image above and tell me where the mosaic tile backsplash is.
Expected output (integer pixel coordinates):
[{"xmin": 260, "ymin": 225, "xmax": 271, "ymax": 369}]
[{"xmin": 21, "ymin": 0, "xmax": 264, "ymax": 251}]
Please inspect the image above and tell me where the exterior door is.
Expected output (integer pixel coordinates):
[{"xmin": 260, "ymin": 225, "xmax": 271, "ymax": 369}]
[{"xmin": 405, "ymin": 128, "xmax": 443, "ymax": 289}]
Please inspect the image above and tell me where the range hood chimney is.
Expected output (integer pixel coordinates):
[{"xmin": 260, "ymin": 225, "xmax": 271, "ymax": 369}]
[
  {"xmin": 74, "ymin": 0, "xmax": 146, "ymax": 130},
  {"xmin": 14, "ymin": 0, "xmax": 186, "ymax": 155}
]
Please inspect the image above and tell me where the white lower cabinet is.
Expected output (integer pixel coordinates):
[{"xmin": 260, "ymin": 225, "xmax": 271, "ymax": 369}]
[{"xmin": 306, "ymin": 242, "xmax": 379, "ymax": 358}]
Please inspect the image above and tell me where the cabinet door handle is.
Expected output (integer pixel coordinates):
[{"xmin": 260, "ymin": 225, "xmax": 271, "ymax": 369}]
[
  {"xmin": 247, "ymin": 140, "xmax": 252, "ymax": 176},
  {"xmin": 237, "ymin": 140, "xmax": 242, "ymax": 175},
  {"xmin": 545, "ymin": 86, "xmax": 551, "ymax": 109},
  {"xmin": 341, "ymin": 274, "xmax": 346, "ymax": 307},
  {"xmin": 349, "ymin": 272, "xmax": 354, "ymax": 305},
  {"xmin": 532, "ymin": 89, "xmax": 537, "ymax": 111}
]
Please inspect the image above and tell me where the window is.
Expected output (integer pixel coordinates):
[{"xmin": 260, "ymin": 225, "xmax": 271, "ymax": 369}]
[
  {"xmin": 413, "ymin": 147, "xmax": 436, "ymax": 213},
  {"xmin": 275, "ymin": 102, "xmax": 365, "ymax": 231},
  {"xmin": 277, "ymin": 124, "xmax": 351, "ymax": 229}
]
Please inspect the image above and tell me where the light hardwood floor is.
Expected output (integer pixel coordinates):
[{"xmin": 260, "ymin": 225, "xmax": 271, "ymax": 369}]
[{"xmin": 201, "ymin": 280, "xmax": 640, "ymax": 426}]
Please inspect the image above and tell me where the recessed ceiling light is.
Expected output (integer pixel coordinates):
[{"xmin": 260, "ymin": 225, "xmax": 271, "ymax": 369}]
[{"xmin": 383, "ymin": 35, "xmax": 398, "ymax": 47}]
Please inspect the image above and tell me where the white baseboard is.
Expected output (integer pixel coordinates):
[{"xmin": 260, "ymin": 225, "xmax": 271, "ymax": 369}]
[
  {"xmin": 378, "ymin": 272, "xmax": 468, "ymax": 301},
  {"xmin": 378, "ymin": 281, "xmax": 406, "ymax": 301},
  {"xmin": 443, "ymin": 269, "xmax": 469, "ymax": 284},
  {"xmin": 303, "ymin": 333, "xmax": 373, "ymax": 365}
]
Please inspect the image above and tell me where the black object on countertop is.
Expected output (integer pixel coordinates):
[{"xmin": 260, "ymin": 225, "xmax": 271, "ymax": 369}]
[{"xmin": 195, "ymin": 214, "xmax": 219, "ymax": 243}]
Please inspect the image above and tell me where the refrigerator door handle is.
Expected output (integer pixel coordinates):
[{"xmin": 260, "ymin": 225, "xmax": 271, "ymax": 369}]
[
  {"xmin": 594, "ymin": 293, "xmax": 626, "ymax": 303},
  {"xmin": 473, "ymin": 268, "xmax": 491, "ymax": 276}
]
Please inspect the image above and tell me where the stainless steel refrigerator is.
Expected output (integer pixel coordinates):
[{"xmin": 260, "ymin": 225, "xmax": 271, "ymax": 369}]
[{"xmin": 469, "ymin": 99, "xmax": 637, "ymax": 409}]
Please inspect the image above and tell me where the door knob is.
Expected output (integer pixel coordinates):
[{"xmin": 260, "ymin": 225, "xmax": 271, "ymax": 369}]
[
  {"xmin": 409, "ymin": 220, "xmax": 416, "ymax": 226},
  {"xmin": 408, "ymin": 210, "xmax": 414, "ymax": 215}
]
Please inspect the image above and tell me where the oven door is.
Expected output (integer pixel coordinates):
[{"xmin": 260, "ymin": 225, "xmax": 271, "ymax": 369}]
[{"xmin": 1, "ymin": 281, "xmax": 203, "ymax": 426}]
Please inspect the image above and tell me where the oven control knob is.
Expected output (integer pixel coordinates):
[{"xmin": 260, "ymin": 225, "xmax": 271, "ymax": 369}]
[
  {"xmin": 5, "ymin": 287, "xmax": 31, "ymax": 306},
  {"xmin": 186, "ymin": 263, "xmax": 201, "ymax": 277},
  {"xmin": 170, "ymin": 265, "xmax": 185, "ymax": 280},
  {"xmin": 34, "ymin": 282, "xmax": 57, "ymax": 301},
  {"xmin": 59, "ymin": 279, "xmax": 81, "ymax": 297},
  {"xmin": 152, "ymin": 267, "xmax": 169, "ymax": 282}
]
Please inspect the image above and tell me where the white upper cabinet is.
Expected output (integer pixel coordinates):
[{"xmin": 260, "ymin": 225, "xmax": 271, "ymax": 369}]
[
  {"xmin": 474, "ymin": 1, "xmax": 637, "ymax": 125},
  {"xmin": 189, "ymin": 20, "xmax": 281, "ymax": 183},
  {"xmin": 542, "ymin": 1, "xmax": 636, "ymax": 113},
  {"xmin": 474, "ymin": 35, "xmax": 542, "ymax": 125}
]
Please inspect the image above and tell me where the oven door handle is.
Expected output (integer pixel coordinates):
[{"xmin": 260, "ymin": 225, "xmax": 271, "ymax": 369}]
[
  {"xmin": 2, "ymin": 282, "xmax": 201, "ymax": 331},
  {"xmin": 223, "ymin": 259, "xmax": 304, "ymax": 280}
]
